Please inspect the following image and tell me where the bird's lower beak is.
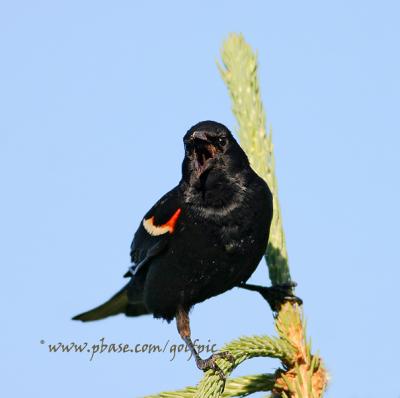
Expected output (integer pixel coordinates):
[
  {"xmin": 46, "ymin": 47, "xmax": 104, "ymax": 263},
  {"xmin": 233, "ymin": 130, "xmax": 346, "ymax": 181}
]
[{"xmin": 192, "ymin": 143, "xmax": 218, "ymax": 177}]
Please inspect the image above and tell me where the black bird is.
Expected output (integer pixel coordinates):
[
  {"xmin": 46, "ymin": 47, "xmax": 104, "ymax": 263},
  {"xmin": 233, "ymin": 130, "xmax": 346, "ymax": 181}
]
[{"xmin": 73, "ymin": 121, "xmax": 273, "ymax": 375}]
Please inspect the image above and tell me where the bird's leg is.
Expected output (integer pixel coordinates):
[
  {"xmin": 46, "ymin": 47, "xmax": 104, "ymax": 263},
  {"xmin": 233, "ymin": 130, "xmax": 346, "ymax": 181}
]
[
  {"xmin": 175, "ymin": 306, "xmax": 234, "ymax": 379},
  {"xmin": 238, "ymin": 282, "xmax": 303, "ymax": 311}
]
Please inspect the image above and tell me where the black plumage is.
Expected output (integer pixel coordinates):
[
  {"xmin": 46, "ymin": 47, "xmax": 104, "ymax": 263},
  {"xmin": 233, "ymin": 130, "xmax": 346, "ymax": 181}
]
[{"xmin": 73, "ymin": 121, "xmax": 273, "ymax": 374}]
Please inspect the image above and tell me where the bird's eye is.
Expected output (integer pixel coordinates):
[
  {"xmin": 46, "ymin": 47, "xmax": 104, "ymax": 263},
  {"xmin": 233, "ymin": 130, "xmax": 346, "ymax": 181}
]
[{"xmin": 218, "ymin": 137, "xmax": 226, "ymax": 146}]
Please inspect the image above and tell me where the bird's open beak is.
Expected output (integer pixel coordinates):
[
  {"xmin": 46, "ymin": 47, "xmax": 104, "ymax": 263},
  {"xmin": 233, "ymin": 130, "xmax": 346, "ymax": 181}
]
[{"xmin": 190, "ymin": 132, "xmax": 219, "ymax": 176}]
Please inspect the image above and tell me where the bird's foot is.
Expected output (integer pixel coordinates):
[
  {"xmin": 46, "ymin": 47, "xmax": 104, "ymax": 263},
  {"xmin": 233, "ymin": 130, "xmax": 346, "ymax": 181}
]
[
  {"xmin": 239, "ymin": 282, "xmax": 303, "ymax": 311},
  {"xmin": 195, "ymin": 351, "xmax": 235, "ymax": 380},
  {"xmin": 271, "ymin": 283, "xmax": 302, "ymax": 306}
]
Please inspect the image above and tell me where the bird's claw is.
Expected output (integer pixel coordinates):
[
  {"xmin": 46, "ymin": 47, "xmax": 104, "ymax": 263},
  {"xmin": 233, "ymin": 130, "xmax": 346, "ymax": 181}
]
[
  {"xmin": 239, "ymin": 282, "xmax": 303, "ymax": 311},
  {"xmin": 265, "ymin": 285, "xmax": 303, "ymax": 310},
  {"xmin": 195, "ymin": 351, "xmax": 235, "ymax": 380},
  {"xmin": 271, "ymin": 284, "xmax": 302, "ymax": 304}
]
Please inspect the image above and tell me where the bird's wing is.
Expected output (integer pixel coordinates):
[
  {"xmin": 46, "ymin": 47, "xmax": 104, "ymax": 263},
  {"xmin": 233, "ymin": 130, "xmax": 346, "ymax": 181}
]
[
  {"xmin": 124, "ymin": 186, "xmax": 183, "ymax": 278},
  {"xmin": 73, "ymin": 187, "xmax": 183, "ymax": 322}
]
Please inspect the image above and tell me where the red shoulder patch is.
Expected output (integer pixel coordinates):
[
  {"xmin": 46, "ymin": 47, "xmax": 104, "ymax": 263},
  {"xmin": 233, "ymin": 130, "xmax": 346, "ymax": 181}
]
[{"xmin": 143, "ymin": 208, "xmax": 182, "ymax": 236}]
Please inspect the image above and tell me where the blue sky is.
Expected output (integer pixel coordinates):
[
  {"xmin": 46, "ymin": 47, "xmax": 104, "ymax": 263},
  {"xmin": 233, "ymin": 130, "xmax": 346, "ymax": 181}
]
[{"xmin": 1, "ymin": 1, "xmax": 399, "ymax": 397}]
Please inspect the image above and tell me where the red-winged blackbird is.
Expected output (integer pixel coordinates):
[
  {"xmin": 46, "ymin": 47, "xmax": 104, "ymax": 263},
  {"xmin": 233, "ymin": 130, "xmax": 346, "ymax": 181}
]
[{"xmin": 73, "ymin": 121, "xmax": 273, "ymax": 374}]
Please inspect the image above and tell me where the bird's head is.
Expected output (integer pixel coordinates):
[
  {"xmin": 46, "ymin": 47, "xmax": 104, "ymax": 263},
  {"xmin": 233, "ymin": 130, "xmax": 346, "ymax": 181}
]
[{"xmin": 181, "ymin": 121, "xmax": 249, "ymax": 185}]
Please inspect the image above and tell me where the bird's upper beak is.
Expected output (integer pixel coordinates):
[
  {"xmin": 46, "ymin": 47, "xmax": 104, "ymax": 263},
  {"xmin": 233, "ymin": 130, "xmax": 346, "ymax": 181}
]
[{"xmin": 191, "ymin": 130, "xmax": 208, "ymax": 142}]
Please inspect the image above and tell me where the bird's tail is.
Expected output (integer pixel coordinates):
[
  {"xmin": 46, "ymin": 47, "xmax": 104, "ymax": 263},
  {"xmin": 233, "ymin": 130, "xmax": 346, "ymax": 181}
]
[{"xmin": 72, "ymin": 283, "xmax": 149, "ymax": 322}]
